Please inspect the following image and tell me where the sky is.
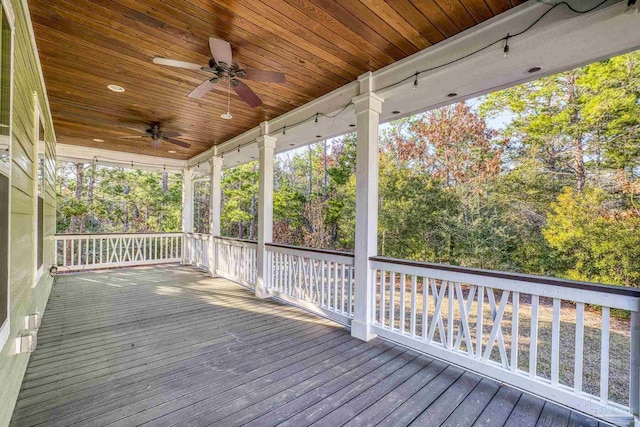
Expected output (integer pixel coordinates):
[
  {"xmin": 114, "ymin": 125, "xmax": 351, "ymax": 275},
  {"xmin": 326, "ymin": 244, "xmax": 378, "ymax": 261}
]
[{"xmin": 277, "ymin": 95, "xmax": 515, "ymax": 162}]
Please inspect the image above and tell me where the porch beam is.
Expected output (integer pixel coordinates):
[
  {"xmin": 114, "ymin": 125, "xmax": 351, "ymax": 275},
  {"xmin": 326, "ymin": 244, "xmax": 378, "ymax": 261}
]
[
  {"xmin": 351, "ymin": 72, "xmax": 383, "ymax": 341},
  {"xmin": 186, "ymin": 1, "xmax": 640, "ymax": 171},
  {"xmin": 56, "ymin": 143, "xmax": 186, "ymax": 172},
  {"xmin": 256, "ymin": 122, "xmax": 276, "ymax": 299}
]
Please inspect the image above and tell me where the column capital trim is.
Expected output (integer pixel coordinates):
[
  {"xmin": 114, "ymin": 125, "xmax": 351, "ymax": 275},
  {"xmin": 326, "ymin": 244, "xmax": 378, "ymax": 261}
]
[
  {"xmin": 256, "ymin": 135, "xmax": 277, "ymax": 150},
  {"xmin": 352, "ymin": 92, "xmax": 384, "ymax": 115}
]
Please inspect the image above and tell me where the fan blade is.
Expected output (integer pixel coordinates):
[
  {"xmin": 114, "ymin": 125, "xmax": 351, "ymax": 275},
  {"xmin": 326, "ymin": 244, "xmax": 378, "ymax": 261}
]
[
  {"xmin": 188, "ymin": 79, "xmax": 218, "ymax": 99},
  {"xmin": 242, "ymin": 69, "xmax": 286, "ymax": 83},
  {"xmin": 162, "ymin": 130, "xmax": 181, "ymax": 138},
  {"xmin": 118, "ymin": 135, "xmax": 148, "ymax": 139},
  {"xmin": 123, "ymin": 125, "xmax": 148, "ymax": 133},
  {"xmin": 233, "ymin": 80, "xmax": 263, "ymax": 108},
  {"xmin": 153, "ymin": 57, "xmax": 203, "ymax": 70},
  {"xmin": 209, "ymin": 37, "xmax": 232, "ymax": 65},
  {"xmin": 163, "ymin": 137, "xmax": 191, "ymax": 148}
]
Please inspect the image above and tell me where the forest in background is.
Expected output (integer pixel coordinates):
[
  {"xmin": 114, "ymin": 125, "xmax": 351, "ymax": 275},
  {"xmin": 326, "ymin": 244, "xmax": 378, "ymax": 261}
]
[
  {"xmin": 56, "ymin": 163, "xmax": 183, "ymax": 233},
  {"xmin": 58, "ymin": 51, "xmax": 640, "ymax": 287},
  {"xmin": 218, "ymin": 51, "xmax": 640, "ymax": 286}
]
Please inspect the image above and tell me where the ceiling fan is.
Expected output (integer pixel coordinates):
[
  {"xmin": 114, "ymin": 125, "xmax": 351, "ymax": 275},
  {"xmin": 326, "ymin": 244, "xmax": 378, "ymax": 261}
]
[
  {"xmin": 153, "ymin": 37, "xmax": 286, "ymax": 110},
  {"xmin": 118, "ymin": 123, "xmax": 191, "ymax": 149}
]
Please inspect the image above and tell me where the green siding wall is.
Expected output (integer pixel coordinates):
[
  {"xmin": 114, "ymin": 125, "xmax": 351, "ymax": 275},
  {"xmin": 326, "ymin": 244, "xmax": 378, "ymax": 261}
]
[{"xmin": 0, "ymin": 0, "xmax": 56, "ymax": 424}]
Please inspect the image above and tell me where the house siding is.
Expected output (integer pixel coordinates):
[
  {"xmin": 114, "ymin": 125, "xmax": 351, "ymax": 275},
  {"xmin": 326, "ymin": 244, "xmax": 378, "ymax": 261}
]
[{"xmin": 0, "ymin": 0, "xmax": 56, "ymax": 424}]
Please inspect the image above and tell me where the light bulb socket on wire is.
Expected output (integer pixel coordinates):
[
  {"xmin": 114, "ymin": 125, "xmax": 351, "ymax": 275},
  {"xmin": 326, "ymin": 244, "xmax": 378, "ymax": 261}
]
[{"xmin": 503, "ymin": 34, "xmax": 510, "ymax": 58}]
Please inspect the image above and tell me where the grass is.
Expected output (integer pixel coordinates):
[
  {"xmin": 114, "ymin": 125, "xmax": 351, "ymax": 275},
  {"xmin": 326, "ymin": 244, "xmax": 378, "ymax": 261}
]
[{"xmin": 371, "ymin": 277, "xmax": 631, "ymax": 406}]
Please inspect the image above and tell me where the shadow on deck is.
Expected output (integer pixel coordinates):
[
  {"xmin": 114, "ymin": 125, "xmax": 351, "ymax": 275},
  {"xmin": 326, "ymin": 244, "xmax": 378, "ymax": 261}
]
[{"xmin": 10, "ymin": 265, "xmax": 607, "ymax": 426}]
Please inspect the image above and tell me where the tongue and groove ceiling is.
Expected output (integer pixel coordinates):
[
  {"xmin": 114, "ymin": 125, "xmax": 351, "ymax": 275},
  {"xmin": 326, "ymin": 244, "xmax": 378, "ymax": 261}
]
[{"xmin": 29, "ymin": 0, "xmax": 522, "ymax": 160}]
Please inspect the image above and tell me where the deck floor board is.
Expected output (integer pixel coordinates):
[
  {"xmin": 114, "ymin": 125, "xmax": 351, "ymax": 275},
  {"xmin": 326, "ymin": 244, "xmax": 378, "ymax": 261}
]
[{"xmin": 10, "ymin": 265, "xmax": 607, "ymax": 426}]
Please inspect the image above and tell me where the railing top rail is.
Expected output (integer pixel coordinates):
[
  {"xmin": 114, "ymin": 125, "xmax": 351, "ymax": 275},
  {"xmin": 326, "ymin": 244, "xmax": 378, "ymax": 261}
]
[
  {"xmin": 213, "ymin": 236, "xmax": 258, "ymax": 245},
  {"xmin": 266, "ymin": 243, "xmax": 355, "ymax": 258},
  {"xmin": 185, "ymin": 232, "xmax": 210, "ymax": 238},
  {"xmin": 370, "ymin": 256, "xmax": 640, "ymax": 298},
  {"xmin": 56, "ymin": 232, "xmax": 183, "ymax": 237}
]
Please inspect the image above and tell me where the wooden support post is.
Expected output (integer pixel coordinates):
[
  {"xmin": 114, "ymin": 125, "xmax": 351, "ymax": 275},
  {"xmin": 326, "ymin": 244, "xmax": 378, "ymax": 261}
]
[
  {"xmin": 351, "ymin": 72, "xmax": 383, "ymax": 342},
  {"xmin": 256, "ymin": 123, "xmax": 276, "ymax": 299},
  {"xmin": 182, "ymin": 167, "xmax": 193, "ymax": 264},
  {"xmin": 209, "ymin": 156, "xmax": 223, "ymax": 276}
]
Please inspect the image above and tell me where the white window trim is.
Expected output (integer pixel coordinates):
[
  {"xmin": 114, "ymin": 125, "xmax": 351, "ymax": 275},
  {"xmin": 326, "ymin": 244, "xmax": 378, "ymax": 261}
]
[
  {"xmin": 33, "ymin": 99, "xmax": 44, "ymax": 287},
  {"xmin": 0, "ymin": 0, "xmax": 15, "ymax": 352}
]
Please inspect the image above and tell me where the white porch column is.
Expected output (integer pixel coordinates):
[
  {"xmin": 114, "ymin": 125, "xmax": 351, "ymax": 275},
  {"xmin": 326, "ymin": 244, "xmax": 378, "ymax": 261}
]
[
  {"xmin": 209, "ymin": 156, "xmax": 223, "ymax": 276},
  {"xmin": 256, "ymin": 124, "xmax": 276, "ymax": 299},
  {"xmin": 182, "ymin": 167, "xmax": 194, "ymax": 264},
  {"xmin": 351, "ymin": 72, "xmax": 383, "ymax": 341}
]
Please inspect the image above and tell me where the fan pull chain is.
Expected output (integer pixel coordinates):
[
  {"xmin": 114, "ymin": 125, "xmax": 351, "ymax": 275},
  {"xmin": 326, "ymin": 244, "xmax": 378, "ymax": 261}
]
[{"xmin": 226, "ymin": 78, "xmax": 231, "ymax": 115}]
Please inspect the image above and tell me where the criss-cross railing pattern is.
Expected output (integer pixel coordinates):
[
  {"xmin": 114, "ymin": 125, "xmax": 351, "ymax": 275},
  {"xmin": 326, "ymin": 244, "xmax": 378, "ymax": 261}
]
[
  {"xmin": 56, "ymin": 233, "xmax": 182, "ymax": 271},
  {"xmin": 370, "ymin": 256, "xmax": 640, "ymax": 425},
  {"xmin": 184, "ymin": 233, "xmax": 211, "ymax": 271},
  {"xmin": 266, "ymin": 244, "xmax": 354, "ymax": 325},
  {"xmin": 378, "ymin": 276, "xmax": 521, "ymax": 368},
  {"xmin": 214, "ymin": 237, "xmax": 257, "ymax": 288}
]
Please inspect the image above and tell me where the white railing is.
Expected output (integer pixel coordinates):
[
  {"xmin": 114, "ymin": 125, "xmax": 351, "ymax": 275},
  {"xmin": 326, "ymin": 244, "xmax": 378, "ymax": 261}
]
[
  {"xmin": 369, "ymin": 256, "xmax": 640, "ymax": 426},
  {"xmin": 59, "ymin": 229, "xmax": 639, "ymax": 424},
  {"xmin": 266, "ymin": 243, "xmax": 355, "ymax": 325},
  {"xmin": 55, "ymin": 233, "xmax": 182, "ymax": 272},
  {"xmin": 183, "ymin": 233, "xmax": 212, "ymax": 271},
  {"xmin": 214, "ymin": 237, "xmax": 257, "ymax": 289}
]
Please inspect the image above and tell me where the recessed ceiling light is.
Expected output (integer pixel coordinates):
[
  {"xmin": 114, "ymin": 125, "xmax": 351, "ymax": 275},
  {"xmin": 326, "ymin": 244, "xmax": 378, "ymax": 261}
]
[
  {"xmin": 289, "ymin": 143, "xmax": 295, "ymax": 146},
  {"xmin": 528, "ymin": 66, "xmax": 542, "ymax": 73},
  {"xmin": 315, "ymin": 135, "xmax": 322, "ymax": 138},
  {"xmin": 447, "ymin": 93, "xmax": 458, "ymax": 98},
  {"xmin": 92, "ymin": 138, "xmax": 104, "ymax": 142},
  {"xmin": 168, "ymin": 150, "xmax": 176, "ymax": 154},
  {"xmin": 349, "ymin": 124, "xmax": 356, "ymax": 127},
  {"xmin": 107, "ymin": 84, "xmax": 125, "ymax": 92},
  {"xmin": 392, "ymin": 110, "xmax": 400, "ymax": 115}
]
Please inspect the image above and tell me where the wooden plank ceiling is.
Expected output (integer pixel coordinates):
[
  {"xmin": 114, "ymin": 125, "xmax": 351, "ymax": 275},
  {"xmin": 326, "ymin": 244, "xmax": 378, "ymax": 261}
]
[{"xmin": 29, "ymin": 0, "xmax": 522, "ymax": 160}]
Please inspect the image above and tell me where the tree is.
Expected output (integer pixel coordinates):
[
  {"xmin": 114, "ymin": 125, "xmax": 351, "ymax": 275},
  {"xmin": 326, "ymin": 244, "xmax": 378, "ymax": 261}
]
[
  {"xmin": 220, "ymin": 162, "xmax": 258, "ymax": 239},
  {"xmin": 388, "ymin": 103, "xmax": 501, "ymax": 191},
  {"xmin": 57, "ymin": 163, "xmax": 183, "ymax": 234},
  {"xmin": 544, "ymin": 187, "xmax": 640, "ymax": 286}
]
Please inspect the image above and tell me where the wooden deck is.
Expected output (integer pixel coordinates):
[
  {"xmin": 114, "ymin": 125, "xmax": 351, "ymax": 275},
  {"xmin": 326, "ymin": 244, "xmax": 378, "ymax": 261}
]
[{"xmin": 10, "ymin": 265, "xmax": 606, "ymax": 427}]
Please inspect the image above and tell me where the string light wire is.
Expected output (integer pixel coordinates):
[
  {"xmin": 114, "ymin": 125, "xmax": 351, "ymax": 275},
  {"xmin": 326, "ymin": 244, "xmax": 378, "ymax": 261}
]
[{"xmin": 214, "ymin": 0, "xmax": 609, "ymax": 161}]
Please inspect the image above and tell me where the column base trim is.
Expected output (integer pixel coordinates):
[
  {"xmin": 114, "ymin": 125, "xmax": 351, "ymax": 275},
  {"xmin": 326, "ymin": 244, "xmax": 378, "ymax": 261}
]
[
  {"xmin": 255, "ymin": 287, "xmax": 271, "ymax": 299},
  {"xmin": 351, "ymin": 320, "xmax": 377, "ymax": 341}
]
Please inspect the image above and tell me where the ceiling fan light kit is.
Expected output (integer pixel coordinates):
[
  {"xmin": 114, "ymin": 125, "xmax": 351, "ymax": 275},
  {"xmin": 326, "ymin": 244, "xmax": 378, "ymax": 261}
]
[{"xmin": 154, "ymin": 37, "xmax": 286, "ymax": 113}]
